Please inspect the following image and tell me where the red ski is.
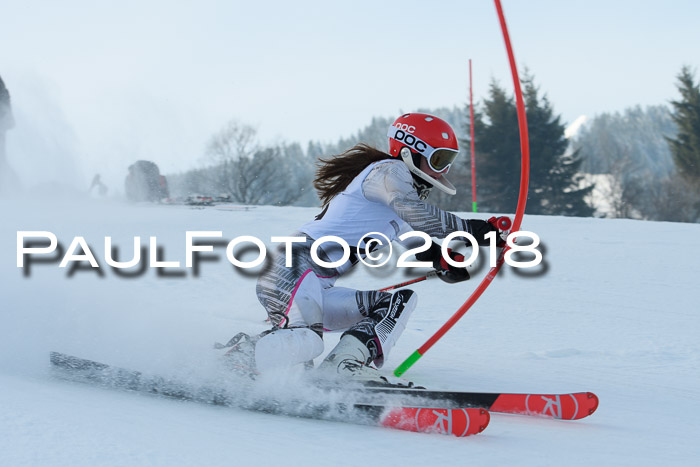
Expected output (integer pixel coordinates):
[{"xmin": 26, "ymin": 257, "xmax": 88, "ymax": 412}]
[
  {"xmin": 359, "ymin": 387, "xmax": 599, "ymax": 420},
  {"xmin": 488, "ymin": 392, "xmax": 598, "ymax": 420},
  {"xmin": 379, "ymin": 406, "xmax": 490, "ymax": 437}
]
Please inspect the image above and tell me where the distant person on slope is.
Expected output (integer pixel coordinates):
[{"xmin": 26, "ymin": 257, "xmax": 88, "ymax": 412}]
[
  {"xmin": 89, "ymin": 174, "xmax": 108, "ymax": 197},
  {"xmin": 223, "ymin": 113, "xmax": 505, "ymax": 382}
]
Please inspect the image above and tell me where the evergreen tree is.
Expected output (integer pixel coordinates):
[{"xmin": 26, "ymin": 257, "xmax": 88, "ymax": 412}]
[
  {"xmin": 473, "ymin": 76, "xmax": 593, "ymax": 216},
  {"xmin": 471, "ymin": 80, "xmax": 520, "ymax": 213},
  {"xmin": 522, "ymin": 75, "xmax": 593, "ymax": 216},
  {"xmin": 666, "ymin": 66, "xmax": 700, "ymax": 184}
]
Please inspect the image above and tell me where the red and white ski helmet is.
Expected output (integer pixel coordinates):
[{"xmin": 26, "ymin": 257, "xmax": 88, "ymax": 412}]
[{"xmin": 387, "ymin": 113, "xmax": 459, "ymax": 196}]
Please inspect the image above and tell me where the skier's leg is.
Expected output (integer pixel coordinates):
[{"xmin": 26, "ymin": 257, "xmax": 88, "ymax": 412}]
[
  {"xmin": 254, "ymin": 271, "xmax": 325, "ymax": 372},
  {"xmin": 319, "ymin": 289, "xmax": 417, "ymax": 377},
  {"xmin": 321, "ymin": 287, "xmax": 390, "ymax": 331}
]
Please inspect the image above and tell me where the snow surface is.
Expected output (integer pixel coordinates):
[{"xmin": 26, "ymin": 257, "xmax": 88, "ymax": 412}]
[{"xmin": 2, "ymin": 197, "xmax": 699, "ymax": 466}]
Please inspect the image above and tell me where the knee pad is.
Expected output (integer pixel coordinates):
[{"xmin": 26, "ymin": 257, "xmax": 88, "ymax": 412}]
[{"xmin": 355, "ymin": 290, "xmax": 392, "ymax": 320}]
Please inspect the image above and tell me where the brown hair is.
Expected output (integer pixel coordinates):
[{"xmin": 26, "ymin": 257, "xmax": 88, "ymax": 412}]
[{"xmin": 314, "ymin": 143, "xmax": 393, "ymax": 207}]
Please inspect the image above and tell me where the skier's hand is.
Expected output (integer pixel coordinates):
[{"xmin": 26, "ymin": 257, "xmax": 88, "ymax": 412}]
[
  {"xmin": 435, "ymin": 249, "xmax": 470, "ymax": 283},
  {"xmin": 415, "ymin": 243, "xmax": 470, "ymax": 284},
  {"xmin": 467, "ymin": 219, "xmax": 506, "ymax": 247}
]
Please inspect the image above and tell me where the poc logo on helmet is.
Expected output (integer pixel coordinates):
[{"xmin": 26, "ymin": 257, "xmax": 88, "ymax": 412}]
[
  {"xmin": 394, "ymin": 123, "xmax": 416, "ymax": 133},
  {"xmin": 394, "ymin": 128, "xmax": 428, "ymax": 154}
]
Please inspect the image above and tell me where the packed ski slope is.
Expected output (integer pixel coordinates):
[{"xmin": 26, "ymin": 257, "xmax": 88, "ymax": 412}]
[{"xmin": 1, "ymin": 197, "xmax": 699, "ymax": 466}]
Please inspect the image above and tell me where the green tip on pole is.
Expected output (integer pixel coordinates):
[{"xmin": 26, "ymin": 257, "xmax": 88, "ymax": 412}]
[
  {"xmin": 393, "ymin": 350, "xmax": 423, "ymax": 377},
  {"xmin": 472, "ymin": 201, "xmax": 478, "ymax": 213}
]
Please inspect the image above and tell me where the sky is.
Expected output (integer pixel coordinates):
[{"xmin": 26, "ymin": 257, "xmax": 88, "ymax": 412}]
[{"xmin": 1, "ymin": 0, "xmax": 699, "ymax": 191}]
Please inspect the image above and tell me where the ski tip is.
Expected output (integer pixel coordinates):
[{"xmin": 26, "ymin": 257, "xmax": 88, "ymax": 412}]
[
  {"xmin": 566, "ymin": 391, "xmax": 600, "ymax": 420},
  {"xmin": 477, "ymin": 408, "xmax": 490, "ymax": 433},
  {"xmin": 585, "ymin": 392, "xmax": 599, "ymax": 417}
]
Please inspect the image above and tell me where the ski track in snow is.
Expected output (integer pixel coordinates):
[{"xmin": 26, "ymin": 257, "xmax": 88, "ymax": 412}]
[{"xmin": 2, "ymin": 198, "xmax": 699, "ymax": 466}]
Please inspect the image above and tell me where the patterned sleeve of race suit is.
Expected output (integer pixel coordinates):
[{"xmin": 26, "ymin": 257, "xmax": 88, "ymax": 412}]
[{"xmin": 363, "ymin": 160, "xmax": 471, "ymax": 238}]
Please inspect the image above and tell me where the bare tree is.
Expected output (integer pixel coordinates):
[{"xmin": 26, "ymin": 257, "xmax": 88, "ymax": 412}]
[
  {"xmin": 203, "ymin": 120, "xmax": 311, "ymax": 205},
  {"xmin": 207, "ymin": 120, "xmax": 258, "ymax": 164},
  {"xmin": 645, "ymin": 173, "xmax": 700, "ymax": 222},
  {"xmin": 204, "ymin": 120, "xmax": 256, "ymax": 198}
]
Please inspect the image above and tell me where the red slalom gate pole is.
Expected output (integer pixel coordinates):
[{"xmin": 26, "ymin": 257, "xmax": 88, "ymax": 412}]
[
  {"xmin": 394, "ymin": 0, "xmax": 530, "ymax": 377},
  {"xmin": 470, "ymin": 59, "xmax": 478, "ymax": 213}
]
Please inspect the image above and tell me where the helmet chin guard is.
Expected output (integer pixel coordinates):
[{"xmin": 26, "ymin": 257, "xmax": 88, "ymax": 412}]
[{"xmin": 399, "ymin": 147, "xmax": 456, "ymax": 197}]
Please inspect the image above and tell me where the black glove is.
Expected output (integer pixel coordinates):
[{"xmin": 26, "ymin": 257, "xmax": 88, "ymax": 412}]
[
  {"xmin": 467, "ymin": 218, "xmax": 506, "ymax": 247},
  {"xmin": 415, "ymin": 242, "xmax": 470, "ymax": 284}
]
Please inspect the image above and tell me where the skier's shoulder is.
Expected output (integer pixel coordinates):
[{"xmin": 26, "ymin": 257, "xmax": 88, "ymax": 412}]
[
  {"xmin": 371, "ymin": 158, "xmax": 408, "ymax": 172},
  {"xmin": 366, "ymin": 158, "xmax": 412, "ymax": 184},
  {"xmin": 363, "ymin": 159, "xmax": 415, "ymax": 204}
]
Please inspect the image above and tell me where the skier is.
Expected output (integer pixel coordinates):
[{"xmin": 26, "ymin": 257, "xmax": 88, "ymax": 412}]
[
  {"xmin": 224, "ymin": 113, "xmax": 505, "ymax": 382},
  {"xmin": 89, "ymin": 174, "xmax": 108, "ymax": 197}
]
